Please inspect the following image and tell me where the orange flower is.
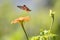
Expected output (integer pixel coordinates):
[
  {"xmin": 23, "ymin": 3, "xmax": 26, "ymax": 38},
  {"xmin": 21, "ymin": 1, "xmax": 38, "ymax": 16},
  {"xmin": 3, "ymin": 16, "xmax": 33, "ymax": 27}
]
[{"xmin": 11, "ymin": 16, "xmax": 30, "ymax": 24}]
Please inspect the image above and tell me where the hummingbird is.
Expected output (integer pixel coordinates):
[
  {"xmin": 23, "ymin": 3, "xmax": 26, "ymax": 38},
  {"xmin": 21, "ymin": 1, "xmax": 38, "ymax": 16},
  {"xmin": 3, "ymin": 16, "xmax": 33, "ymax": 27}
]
[{"xmin": 17, "ymin": 5, "xmax": 31, "ymax": 12}]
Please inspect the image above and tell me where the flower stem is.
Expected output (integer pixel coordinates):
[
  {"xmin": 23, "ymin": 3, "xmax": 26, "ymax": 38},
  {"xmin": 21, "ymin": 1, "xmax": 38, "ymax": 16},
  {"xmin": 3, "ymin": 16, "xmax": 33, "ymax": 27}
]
[
  {"xmin": 20, "ymin": 22, "xmax": 29, "ymax": 40},
  {"xmin": 50, "ymin": 18, "xmax": 54, "ymax": 31}
]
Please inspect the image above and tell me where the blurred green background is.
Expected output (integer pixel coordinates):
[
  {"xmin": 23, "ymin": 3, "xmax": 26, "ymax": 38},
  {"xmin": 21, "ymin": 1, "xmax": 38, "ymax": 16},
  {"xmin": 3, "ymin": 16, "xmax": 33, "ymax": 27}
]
[{"xmin": 0, "ymin": 0, "xmax": 60, "ymax": 40}]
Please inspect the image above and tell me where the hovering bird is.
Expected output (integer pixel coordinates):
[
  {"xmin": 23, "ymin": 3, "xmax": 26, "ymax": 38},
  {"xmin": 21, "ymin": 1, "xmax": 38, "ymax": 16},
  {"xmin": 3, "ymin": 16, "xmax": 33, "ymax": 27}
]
[{"xmin": 17, "ymin": 5, "xmax": 31, "ymax": 12}]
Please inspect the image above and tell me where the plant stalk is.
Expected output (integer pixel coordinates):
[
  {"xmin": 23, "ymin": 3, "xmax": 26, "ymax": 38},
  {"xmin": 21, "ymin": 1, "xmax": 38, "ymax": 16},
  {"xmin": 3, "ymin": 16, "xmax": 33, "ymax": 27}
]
[
  {"xmin": 20, "ymin": 22, "xmax": 29, "ymax": 40},
  {"xmin": 50, "ymin": 17, "xmax": 54, "ymax": 31}
]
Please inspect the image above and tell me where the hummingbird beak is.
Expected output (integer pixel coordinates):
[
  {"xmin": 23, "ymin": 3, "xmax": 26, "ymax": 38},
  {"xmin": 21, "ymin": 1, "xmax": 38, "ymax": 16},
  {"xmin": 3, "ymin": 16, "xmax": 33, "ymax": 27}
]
[{"xmin": 17, "ymin": 6, "xmax": 21, "ymax": 8}]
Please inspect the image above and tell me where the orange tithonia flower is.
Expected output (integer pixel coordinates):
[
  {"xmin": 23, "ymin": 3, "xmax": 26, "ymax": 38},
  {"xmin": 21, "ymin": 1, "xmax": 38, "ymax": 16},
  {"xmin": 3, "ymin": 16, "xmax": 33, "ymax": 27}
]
[{"xmin": 11, "ymin": 16, "xmax": 30, "ymax": 24}]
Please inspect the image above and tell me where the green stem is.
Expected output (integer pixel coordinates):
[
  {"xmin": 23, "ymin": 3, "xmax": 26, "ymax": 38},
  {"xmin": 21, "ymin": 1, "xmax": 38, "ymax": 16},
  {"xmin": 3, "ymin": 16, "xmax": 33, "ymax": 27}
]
[
  {"xmin": 21, "ymin": 22, "xmax": 29, "ymax": 40},
  {"xmin": 50, "ymin": 13, "xmax": 54, "ymax": 32},
  {"xmin": 50, "ymin": 18, "xmax": 54, "ymax": 31}
]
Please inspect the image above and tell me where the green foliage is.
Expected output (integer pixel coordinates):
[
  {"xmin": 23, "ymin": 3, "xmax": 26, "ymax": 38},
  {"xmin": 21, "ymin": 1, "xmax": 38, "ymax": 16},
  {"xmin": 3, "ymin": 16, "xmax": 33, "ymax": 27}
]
[{"xmin": 30, "ymin": 30, "xmax": 57, "ymax": 40}]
